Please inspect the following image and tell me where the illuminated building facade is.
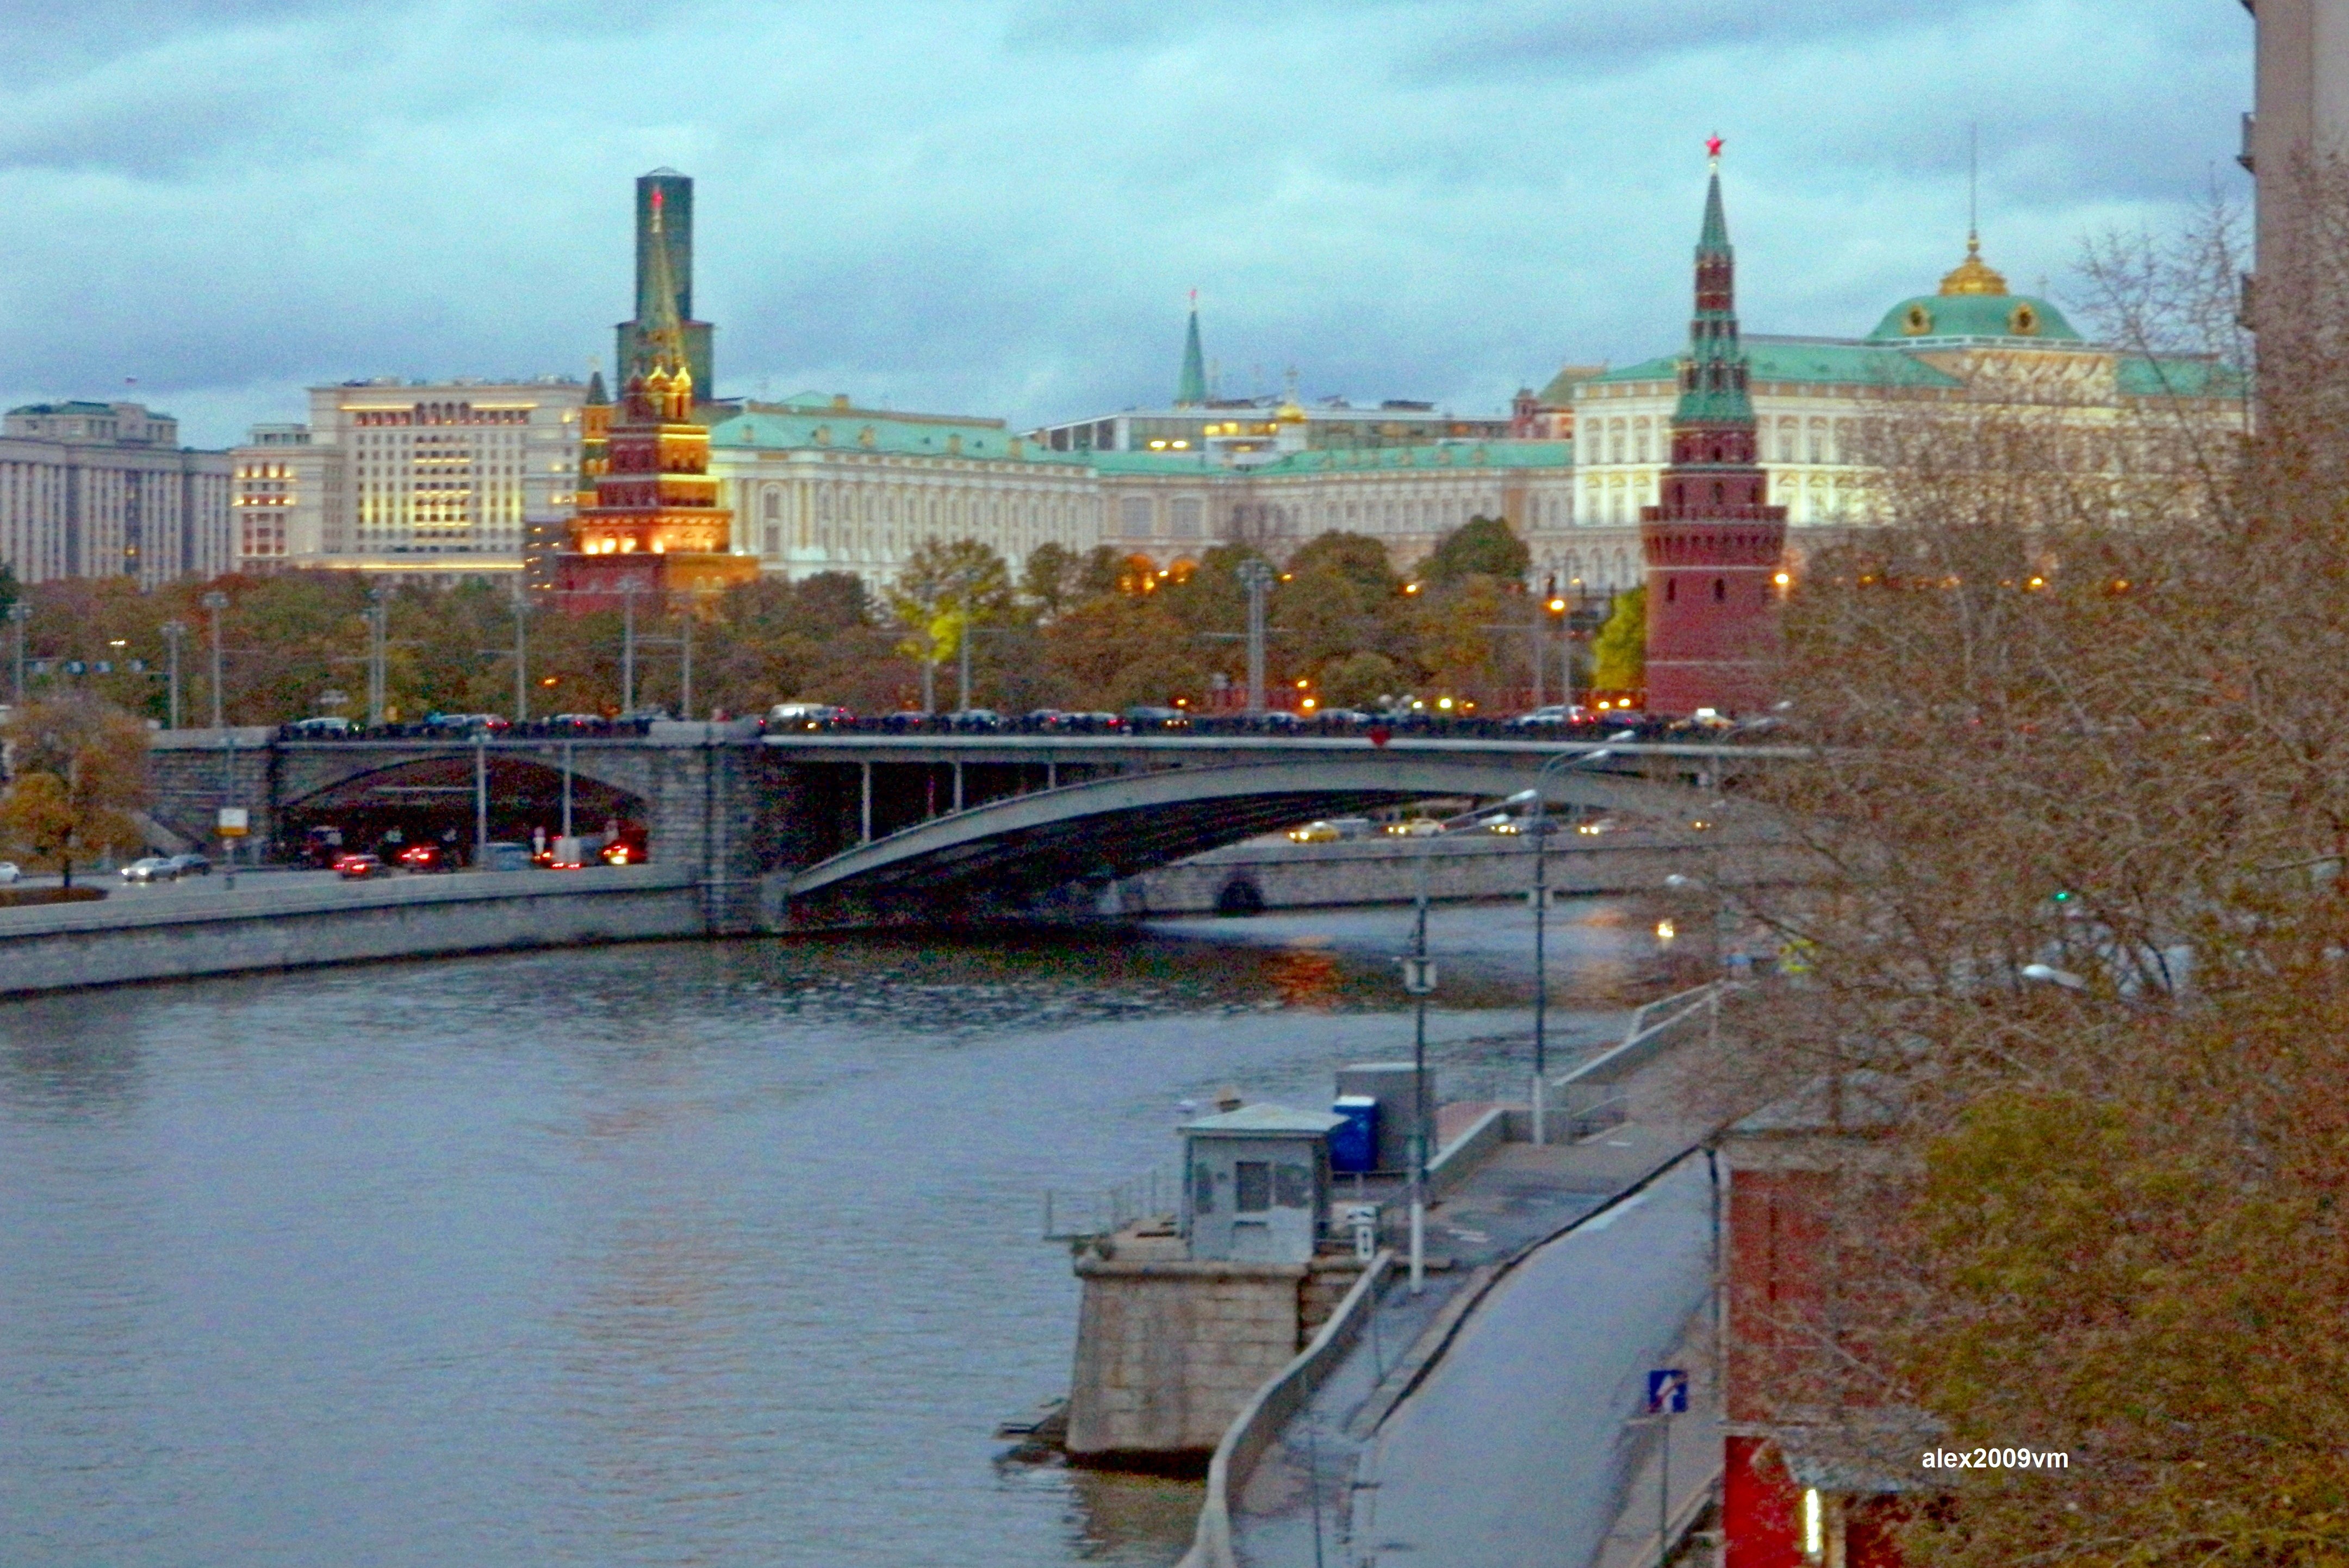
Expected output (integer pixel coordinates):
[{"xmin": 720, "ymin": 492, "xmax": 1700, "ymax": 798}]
[
  {"xmin": 554, "ymin": 185, "xmax": 756, "ymax": 608},
  {"xmin": 231, "ymin": 380, "xmax": 587, "ymax": 577}
]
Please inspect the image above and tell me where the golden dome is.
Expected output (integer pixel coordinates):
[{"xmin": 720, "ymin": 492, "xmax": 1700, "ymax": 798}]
[{"xmin": 1938, "ymin": 234, "xmax": 2009, "ymax": 296}]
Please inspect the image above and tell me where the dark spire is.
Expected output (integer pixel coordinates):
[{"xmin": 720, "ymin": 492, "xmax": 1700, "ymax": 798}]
[
  {"xmin": 1175, "ymin": 294, "xmax": 1208, "ymax": 407},
  {"xmin": 1675, "ymin": 144, "xmax": 1753, "ymax": 425}
]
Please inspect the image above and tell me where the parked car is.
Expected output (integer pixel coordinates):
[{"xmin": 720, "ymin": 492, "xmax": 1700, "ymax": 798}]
[
  {"xmin": 396, "ymin": 843, "xmax": 453, "ymax": 873},
  {"xmin": 0, "ymin": 861, "xmax": 19, "ymax": 884},
  {"xmin": 334, "ymin": 853, "xmax": 391, "ymax": 880},
  {"xmin": 164, "ymin": 853, "xmax": 212, "ymax": 876},
  {"xmin": 120, "ymin": 856, "xmax": 179, "ymax": 882},
  {"xmin": 285, "ymin": 715, "xmax": 356, "ymax": 738}
]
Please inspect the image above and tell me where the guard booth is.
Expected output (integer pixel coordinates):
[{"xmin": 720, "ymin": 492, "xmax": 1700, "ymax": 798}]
[{"xmin": 1180, "ymin": 1103, "xmax": 1343, "ymax": 1264}]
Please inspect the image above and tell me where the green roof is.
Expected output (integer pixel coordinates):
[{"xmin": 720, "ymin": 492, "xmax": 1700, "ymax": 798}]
[
  {"xmin": 711, "ymin": 407, "xmax": 1046, "ymax": 462},
  {"xmin": 1865, "ymin": 293, "xmax": 2082, "ymax": 343},
  {"xmin": 1245, "ymin": 441, "xmax": 1574, "ymax": 474},
  {"xmin": 1584, "ymin": 354, "xmax": 1683, "ymax": 387},
  {"xmin": 1747, "ymin": 340, "xmax": 1963, "ymax": 388},
  {"xmin": 2117, "ymin": 355, "xmax": 2247, "ymax": 400}
]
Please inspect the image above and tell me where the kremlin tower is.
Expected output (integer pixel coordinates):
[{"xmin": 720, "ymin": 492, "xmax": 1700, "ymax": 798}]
[
  {"xmin": 1639, "ymin": 141, "xmax": 1788, "ymax": 716},
  {"xmin": 554, "ymin": 177, "xmax": 756, "ymax": 611}
]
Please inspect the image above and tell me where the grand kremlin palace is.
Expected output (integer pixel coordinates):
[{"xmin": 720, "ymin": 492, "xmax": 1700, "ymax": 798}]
[{"xmin": 701, "ymin": 235, "xmax": 2236, "ymax": 600}]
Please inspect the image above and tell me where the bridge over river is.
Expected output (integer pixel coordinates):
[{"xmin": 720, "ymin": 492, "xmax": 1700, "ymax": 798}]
[{"xmin": 149, "ymin": 725, "xmax": 1791, "ymax": 932}]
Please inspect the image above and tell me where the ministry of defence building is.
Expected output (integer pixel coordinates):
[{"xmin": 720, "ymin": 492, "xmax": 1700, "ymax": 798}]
[{"xmin": 0, "ymin": 402, "xmax": 233, "ymax": 587}]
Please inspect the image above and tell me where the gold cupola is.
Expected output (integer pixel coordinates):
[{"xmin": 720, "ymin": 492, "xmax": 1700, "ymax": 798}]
[{"xmin": 1938, "ymin": 233, "xmax": 2009, "ymax": 296}]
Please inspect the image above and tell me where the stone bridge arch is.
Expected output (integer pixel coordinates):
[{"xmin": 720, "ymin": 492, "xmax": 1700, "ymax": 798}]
[{"xmin": 277, "ymin": 752, "xmax": 654, "ymax": 864}]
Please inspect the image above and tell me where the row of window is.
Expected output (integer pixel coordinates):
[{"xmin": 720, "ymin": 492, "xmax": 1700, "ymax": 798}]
[{"xmin": 1584, "ymin": 414, "xmax": 1866, "ymax": 467}]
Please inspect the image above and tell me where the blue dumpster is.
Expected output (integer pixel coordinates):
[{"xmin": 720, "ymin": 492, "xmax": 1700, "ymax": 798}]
[{"xmin": 1328, "ymin": 1096, "xmax": 1379, "ymax": 1175}]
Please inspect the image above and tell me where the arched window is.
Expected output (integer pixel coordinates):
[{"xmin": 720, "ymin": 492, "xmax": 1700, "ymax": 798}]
[
  {"xmin": 1666, "ymin": 577, "xmax": 1677, "ymax": 602},
  {"xmin": 1713, "ymin": 577, "xmax": 1725, "ymax": 601}
]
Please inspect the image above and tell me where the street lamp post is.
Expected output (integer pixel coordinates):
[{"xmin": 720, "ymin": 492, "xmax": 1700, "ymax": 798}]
[
  {"xmin": 1530, "ymin": 746, "xmax": 1617, "ymax": 1144},
  {"xmin": 956, "ymin": 580, "xmax": 975, "ymax": 715},
  {"xmin": 511, "ymin": 587, "xmax": 530, "ymax": 725},
  {"xmin": 361, "ymin": 589, "xmax": 388, "ymax": 728},
  {"xmin": 1397, "ymin": 852, "xmax": 1439, "ymax": 1294},
  {"xmin": 620, "ymin": 580, "xmax": 641, "ymax": 716},
  {"xmin": 161, "ymin": 619, "xmax": 187, "ymax": 730},
  {"xmin": 201, "ymin": 591, "xmax": 228, "ymax": 729},
  {"xmin": 1237, "ymin": 559, "xmax": 1274, "ymax": 717},
  {"xmin": 9, "ymin": 600, "xmax": 32, "ymax": 706}
]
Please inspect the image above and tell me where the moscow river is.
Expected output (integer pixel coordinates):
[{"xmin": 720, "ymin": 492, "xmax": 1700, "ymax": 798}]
[{"xmin": 0, "ymin": 899, "xmax": 1663, "ymax": 1567}]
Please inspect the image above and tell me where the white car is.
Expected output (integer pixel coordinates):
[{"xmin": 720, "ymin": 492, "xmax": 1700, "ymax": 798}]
[{"xmin": 0, "ymin": 861, "xmax": 18, "ymax": 884}]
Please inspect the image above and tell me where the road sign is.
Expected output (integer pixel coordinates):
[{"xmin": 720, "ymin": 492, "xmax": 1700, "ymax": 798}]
[
  {"xmin": 1647, "ymin": 1368, "xmax": 1689, "ymax": 1414},
  {"xmin": 1397, "ymin": 955, "xmax": 1438, "ymax": 995},
  {"xmin": 216, "ymin": 807, "xmax": 250, "ymax": 838}
]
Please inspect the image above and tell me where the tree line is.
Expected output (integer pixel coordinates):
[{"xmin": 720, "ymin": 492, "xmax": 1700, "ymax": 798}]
[{"xmin": 0, "ymin": 516, "xmax": 1640, "ymax": 727}]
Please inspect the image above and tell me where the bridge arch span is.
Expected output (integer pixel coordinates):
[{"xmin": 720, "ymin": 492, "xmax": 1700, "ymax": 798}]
[{"xmin": 781, "ymin": 753, "xmax": 1719, "ymax": 923}]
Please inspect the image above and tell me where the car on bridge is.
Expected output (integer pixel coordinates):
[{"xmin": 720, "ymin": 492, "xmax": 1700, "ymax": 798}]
[
  {"xmin": 164, "ymin": 853, "xmax": 212, "ymax": 876},
  {"xmin": 425, "ymin": 712, "xmax": 511, "ymax": 737},
  {"xmin": 334, "ymin": 853, "xmax": 392, "ymax": 880},
  {"xmin": 1123, "ymin": 705, "xmax": 1191, "ymax": 732},
  {"xmin": 763, "ymin": 702, "xmax": 853, "ymax": 732},
  {"xmin": 284, "ymin": 716, "xmax": 357, "ymax": 738},
  {"xmin": 396, "ymin": 843, "xmax": 454, "ymax": 873},
  {"xmin": 0, "ymin": 861, "xmax": 17, "ymax": 884},
  {"xmin": 946, "ymin": 708, "xmax": 1008, "ymax": 732},
  {"xmin": 119, "ymin": 856, "xmax": 181, "ymax": 883}
]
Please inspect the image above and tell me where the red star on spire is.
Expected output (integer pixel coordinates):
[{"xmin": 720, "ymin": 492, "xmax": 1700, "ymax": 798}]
[{"xmin": 1706, "ymin": 134, "xmax": 1724, "ymax": 161}]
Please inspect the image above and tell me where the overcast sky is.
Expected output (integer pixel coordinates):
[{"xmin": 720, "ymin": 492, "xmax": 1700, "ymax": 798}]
[{"xmin": 0, "ymin": 0, "xmax": 2251, "ymax": 449}]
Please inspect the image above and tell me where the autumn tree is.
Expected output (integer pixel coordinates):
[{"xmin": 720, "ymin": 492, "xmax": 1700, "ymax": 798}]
[
  {"xmin": 1414, "ymin": 513, "xmax": 1530, "ymax": 587},
  {"xmin": 1588, "ymin": 584, "xmax": 1645, "ymax": 694},
  {"xmin": 0, "ymin": 698, "xmax": 148, "ymax": 885},
  {"xmin": 1678, "ymin": 196, "xmax": 2349, "ymax": 1567}
]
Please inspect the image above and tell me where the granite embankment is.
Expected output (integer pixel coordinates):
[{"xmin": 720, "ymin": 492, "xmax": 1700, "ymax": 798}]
[{"xmin": 0, "ymin": 866, "xmax": 701, "ymax": 996}]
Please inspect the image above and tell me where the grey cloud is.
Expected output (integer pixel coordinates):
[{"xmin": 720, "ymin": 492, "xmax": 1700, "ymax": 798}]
[
  {"xmin": 1409, "ymin": 0, "xmax": 2029, "ymax": 82},
  {"xmin": 0, "ymin": 0, "xmax": 2254, "ymax": 451}
]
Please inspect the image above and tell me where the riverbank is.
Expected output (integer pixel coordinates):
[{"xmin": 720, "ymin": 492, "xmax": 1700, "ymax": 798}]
[{"xmin": 0, "ymin": 864, "xmax": 703, "ymax": 996}]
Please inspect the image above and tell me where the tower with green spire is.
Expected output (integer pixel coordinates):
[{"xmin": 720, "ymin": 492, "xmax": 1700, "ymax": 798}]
[
  {"xmin": 1639, "ymin": 140, "xmax": 1787, "ymax": 717},
  {"xmin": 1174, "ymin": 295, "xmax": 1208, "ymax": 408}
]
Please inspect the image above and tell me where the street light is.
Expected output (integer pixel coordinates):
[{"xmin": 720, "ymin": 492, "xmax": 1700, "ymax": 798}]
[
  {"xmin": 8, "ymin": 600, "xmax": 30, "ymax": 705},
  {"xmin": 161, "ymin": 619, "xmax": 187, "ymax": 730},
  {"xmin": 1528, "ymin": 746, "xmax": 1618, "ymax": 1144},
  {"xmin": 1236, "ymin": 558, "xmax": 1274, "ymax": 717},
  {"xmin": 200, "ymin": 590, "xmax": 228, "ymax": 729}
]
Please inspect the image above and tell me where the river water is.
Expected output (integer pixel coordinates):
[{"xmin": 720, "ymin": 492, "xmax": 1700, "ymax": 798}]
[{"xmin": 0, "ymin": 899, "xmax": 1663, "ymax": 1567}]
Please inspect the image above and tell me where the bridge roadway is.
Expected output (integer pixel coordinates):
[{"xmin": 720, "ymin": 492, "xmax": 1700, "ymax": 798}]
[{"xmin": 146, "ymin": 726, "xmax": 1793, "ymax": 931}]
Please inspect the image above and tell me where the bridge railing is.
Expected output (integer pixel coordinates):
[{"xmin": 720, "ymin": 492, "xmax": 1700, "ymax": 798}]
[{"xmin": 262, "ymin": 710, "xmax": 1790, "ymax": 746}]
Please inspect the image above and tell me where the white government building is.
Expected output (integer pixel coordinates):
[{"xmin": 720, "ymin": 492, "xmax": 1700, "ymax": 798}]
[{"xmin": 0, "ymin": 402, "xmax": 233, "ymax": 587}]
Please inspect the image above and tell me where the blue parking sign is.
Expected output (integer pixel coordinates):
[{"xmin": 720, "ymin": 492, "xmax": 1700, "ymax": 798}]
[{"xmin": 1647, "ymin": 1368, "xmax": 1688, "ymax": 1414}]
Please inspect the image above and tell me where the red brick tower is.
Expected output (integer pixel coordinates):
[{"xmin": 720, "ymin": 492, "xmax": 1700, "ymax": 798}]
[
  {"xmin": 554, "ymin": 184, "xmax": 755, "ymax": 612},
  {"xmin": 1640, "ymin": 140, "xmax": 1788, "ymax": 715}
]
